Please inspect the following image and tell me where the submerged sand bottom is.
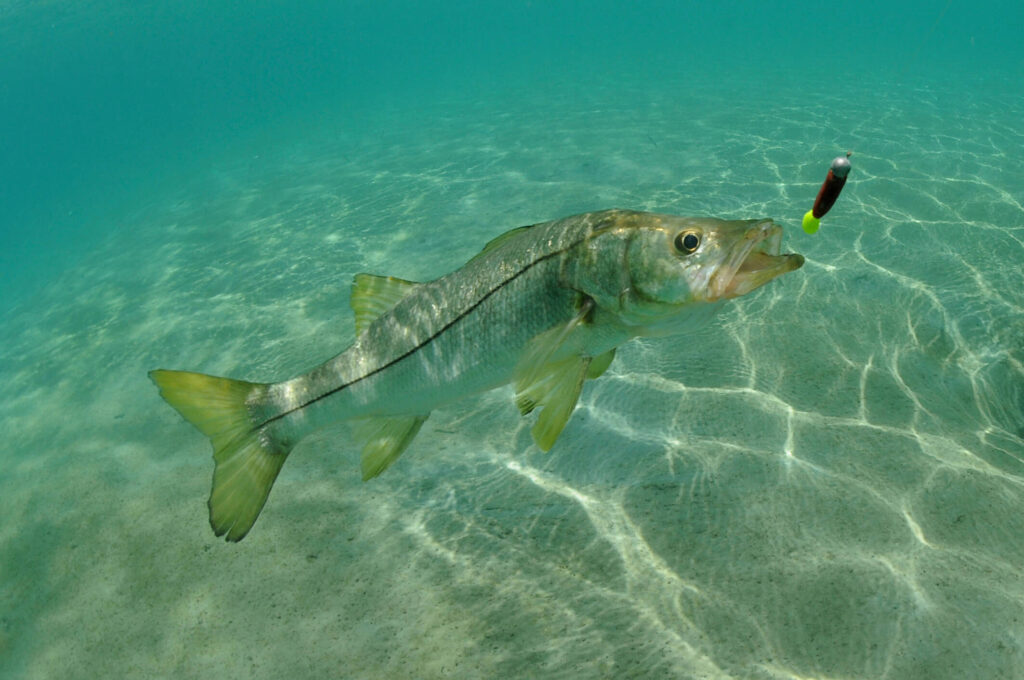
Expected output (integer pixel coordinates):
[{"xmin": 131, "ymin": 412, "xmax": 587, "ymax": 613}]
[{"xmin": 2, "ymin": 79, "xmax": 1023, "ymax": 678}]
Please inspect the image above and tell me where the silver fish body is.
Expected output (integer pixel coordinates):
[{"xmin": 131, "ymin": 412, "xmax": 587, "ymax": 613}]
[{"xmin": 151, "ymin": 209, "xmax": 803, "ymax": 540}]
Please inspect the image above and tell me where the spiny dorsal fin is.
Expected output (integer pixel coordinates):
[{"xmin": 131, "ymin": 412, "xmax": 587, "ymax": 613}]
[
  {"xmin": 467, "ymin": 224, "xmax": 534, "ymax": 265},
  {"xmin": 354, "ymin": 414, "xmax": 429, "ymax": 481},
  {"xmin": 350, "ymin": 273, "xmax": 420, "ymax": 336}
]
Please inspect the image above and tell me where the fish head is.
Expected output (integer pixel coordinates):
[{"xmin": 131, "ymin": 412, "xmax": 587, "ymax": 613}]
[{"xmin": 615, "ymin": 214, "xmax": 804, "ymax": 331}]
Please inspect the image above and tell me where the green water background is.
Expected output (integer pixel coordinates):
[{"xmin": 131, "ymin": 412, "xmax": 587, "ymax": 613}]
[{"xmin": 2, "ymin": 2, "xmax": 1023, "ymax": 678}]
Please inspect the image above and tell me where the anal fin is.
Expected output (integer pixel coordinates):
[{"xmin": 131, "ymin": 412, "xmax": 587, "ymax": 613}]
[{"xmin": 356, "ymin": 414, "xmax": 429, "ymax": 481}]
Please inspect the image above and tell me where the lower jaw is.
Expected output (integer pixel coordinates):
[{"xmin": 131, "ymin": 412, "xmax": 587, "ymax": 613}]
[{"xmin": 712, "ymin": 252, "xmax": 805, "ymax": 300}]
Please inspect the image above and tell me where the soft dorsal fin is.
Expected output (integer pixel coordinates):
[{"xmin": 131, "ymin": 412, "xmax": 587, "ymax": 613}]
[
  {"xmin": 350, "ymin": 273, "xmax": 420, "ymax": 335},
  {"xmin": 467, "ymin": 224, "xmax": 534, "ymax": 265}
]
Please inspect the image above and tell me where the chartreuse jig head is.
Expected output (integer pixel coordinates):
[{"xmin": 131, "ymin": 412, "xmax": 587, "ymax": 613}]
[{"xmin": 802, "ymin": 153, "xmax": 852, "ymax": 234}]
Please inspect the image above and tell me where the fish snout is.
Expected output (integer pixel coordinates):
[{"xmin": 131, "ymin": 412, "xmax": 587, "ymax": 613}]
[
  {"xmin": 708, "ymin": 219, "xmax": 802, "ymax": 301},
  {"xmin": 745, "ymin": 220, "xmax": 784, "ymax": 256}
]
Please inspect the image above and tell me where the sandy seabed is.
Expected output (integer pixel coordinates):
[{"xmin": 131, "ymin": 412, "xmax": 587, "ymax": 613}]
[{"xmin": 2, "ymin": 78, "xmax": 1023, "ymax": 679}]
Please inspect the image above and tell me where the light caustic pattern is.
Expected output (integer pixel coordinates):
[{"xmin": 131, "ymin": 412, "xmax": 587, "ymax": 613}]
[
  {"xmin": 1, "ymin": 79, "xmax": 1022, "ymax": 679},
  {"xmin": 382, "ymin": 83, "xmax": 1024, "ymax": 678}
]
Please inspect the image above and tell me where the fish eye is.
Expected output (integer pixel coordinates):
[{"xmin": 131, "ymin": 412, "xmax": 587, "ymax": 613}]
[{"xmin": 673, "ymin": 231, "xmax": 700, "ymax": 255}]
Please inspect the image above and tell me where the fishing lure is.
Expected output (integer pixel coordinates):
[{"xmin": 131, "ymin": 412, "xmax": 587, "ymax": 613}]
[{"xmin": 802, "ymin": 153, "xmax": 852, "ymax": 234}]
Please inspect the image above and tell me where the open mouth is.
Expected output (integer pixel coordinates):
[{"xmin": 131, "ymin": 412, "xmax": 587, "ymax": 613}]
[{"xmin": 708, "ymin": 220, "xmax": 804, "ymax": 301}]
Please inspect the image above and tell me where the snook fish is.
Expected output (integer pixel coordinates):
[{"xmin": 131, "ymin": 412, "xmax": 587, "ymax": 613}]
[{"xmin": 151, "ymin": 209, "xmax": 803, "ymax": 541}]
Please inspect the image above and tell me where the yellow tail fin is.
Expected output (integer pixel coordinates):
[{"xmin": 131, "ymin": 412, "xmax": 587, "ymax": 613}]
[{"xmin": 149, "ymin": 369, "xmax": 290, "ymax": 542}]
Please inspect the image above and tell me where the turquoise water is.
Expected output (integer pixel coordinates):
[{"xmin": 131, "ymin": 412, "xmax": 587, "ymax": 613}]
[{"xmin": 2, "ymin": 2, "xmax": 1023, "ymax": 678}]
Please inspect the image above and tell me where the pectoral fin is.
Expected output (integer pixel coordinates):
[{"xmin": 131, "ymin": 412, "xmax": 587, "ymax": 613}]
[{"xmin": 355, "ymin": 414, "xmax": 429, "ymax": 481}]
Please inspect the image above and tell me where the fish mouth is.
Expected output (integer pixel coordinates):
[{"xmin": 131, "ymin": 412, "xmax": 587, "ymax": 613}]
[{"xmin": 707, "ymin": 220, "xmax": 804, "ymax": 301}]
